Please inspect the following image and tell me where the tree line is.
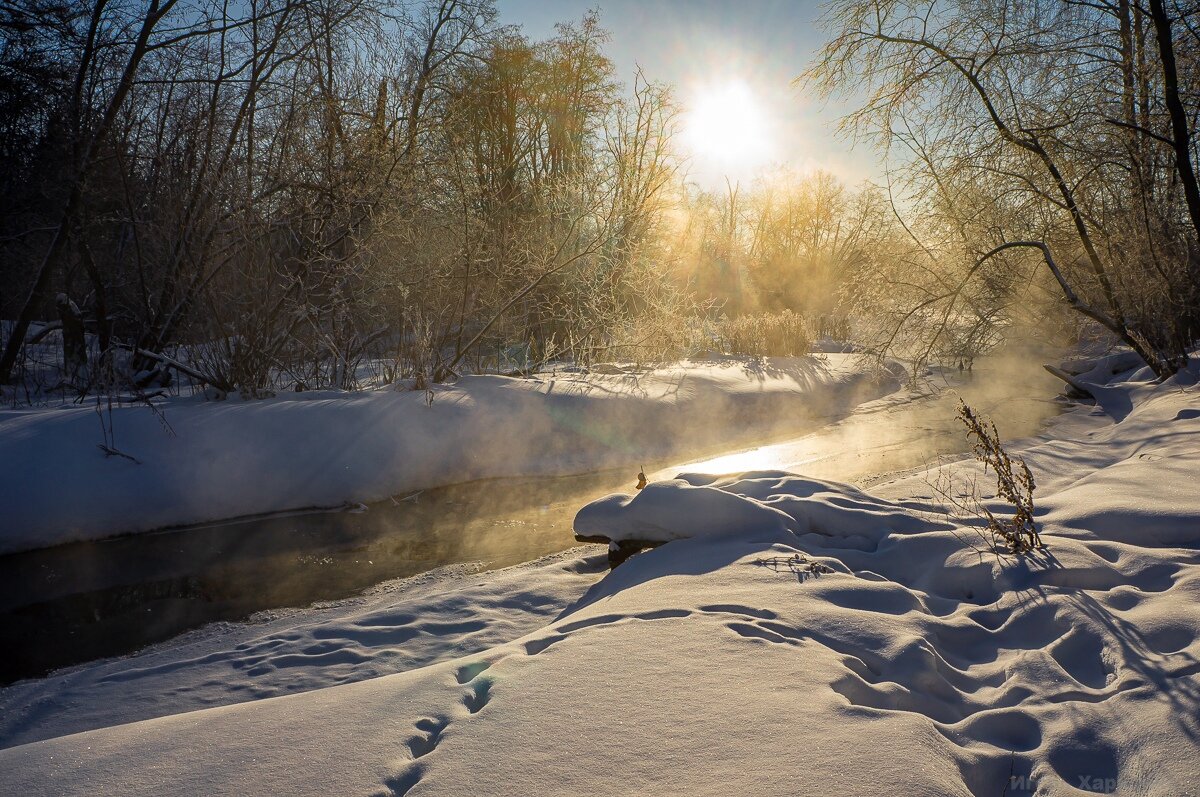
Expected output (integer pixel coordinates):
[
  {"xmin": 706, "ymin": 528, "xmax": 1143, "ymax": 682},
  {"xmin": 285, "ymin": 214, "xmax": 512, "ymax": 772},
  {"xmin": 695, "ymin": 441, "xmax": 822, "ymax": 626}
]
[
  {"xmin": 4, "ymin": 0, "xmax": 1194, "ymax": 399},
  {"xmin": 0, "ymin": 1, "xmax": 691, "ymax": 395}
]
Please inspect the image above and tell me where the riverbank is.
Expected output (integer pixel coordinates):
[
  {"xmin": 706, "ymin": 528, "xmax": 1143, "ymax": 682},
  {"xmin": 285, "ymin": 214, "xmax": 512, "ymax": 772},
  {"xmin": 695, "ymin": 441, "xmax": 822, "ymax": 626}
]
[
  {"xmin": 0, "ymin": 354, "xmax": 898, "ymax": 554},
  {"xmin": 0, "ymin": 352, "xmax": 1057, "ymax": 691}
]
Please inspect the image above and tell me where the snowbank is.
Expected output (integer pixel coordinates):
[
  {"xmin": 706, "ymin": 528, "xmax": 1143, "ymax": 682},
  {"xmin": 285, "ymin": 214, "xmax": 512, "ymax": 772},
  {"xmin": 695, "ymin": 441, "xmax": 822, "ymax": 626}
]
[
  {"xmin": 0, "ymin": 548, "xmax": 608, "ymax": 748},
  {"xmin": 0, "ymin": 355, "xmax": 897, "ymax": 553},
  {"xmin": 2, "ymin": 354, "xmax": 1199, "ymax": 796}
]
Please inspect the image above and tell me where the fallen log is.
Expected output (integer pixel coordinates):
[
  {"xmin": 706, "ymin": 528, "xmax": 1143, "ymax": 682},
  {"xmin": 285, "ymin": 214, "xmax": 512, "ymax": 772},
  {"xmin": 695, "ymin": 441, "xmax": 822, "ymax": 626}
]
[{"xmin": 1043, "ymin": 364, "xmax": 1095, "ymax": 400}]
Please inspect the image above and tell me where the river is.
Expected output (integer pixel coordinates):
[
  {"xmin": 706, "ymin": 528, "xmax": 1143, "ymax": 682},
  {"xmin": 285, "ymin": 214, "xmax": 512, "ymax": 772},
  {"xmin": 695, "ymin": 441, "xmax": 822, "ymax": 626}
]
[{"xmin": 0, "ymin": 350, "xmax": 1064, "ymax": 683}]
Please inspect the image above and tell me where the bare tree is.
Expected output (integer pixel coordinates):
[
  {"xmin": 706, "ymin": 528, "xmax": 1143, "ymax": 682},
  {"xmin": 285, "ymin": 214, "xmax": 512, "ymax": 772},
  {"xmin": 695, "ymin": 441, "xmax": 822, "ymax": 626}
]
[
  {"xmin": 0, "ymin": 0, "xmax": 178, "ymax": 384},
  {"xmin": 806, "ymin": 0, "xmax": 1200, "ymax": 376}
]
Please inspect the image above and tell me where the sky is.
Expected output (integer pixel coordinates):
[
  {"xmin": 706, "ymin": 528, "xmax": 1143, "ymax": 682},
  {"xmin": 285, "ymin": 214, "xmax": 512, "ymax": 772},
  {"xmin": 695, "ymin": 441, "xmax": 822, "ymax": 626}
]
[{"xmin": 496, "ymin": 0, "xmax": 875, "ymax": 190}]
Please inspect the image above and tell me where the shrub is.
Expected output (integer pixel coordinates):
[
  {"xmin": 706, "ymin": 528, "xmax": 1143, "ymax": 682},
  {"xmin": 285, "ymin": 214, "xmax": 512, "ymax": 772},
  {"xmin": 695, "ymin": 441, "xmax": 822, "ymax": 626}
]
[
  {"xmin": 710, "ymin": 311, "xmax": 813, "ymax": 357},
  {"xmin": 957, "ymin": 400, "xmax": 1042, "ymax": 554}
]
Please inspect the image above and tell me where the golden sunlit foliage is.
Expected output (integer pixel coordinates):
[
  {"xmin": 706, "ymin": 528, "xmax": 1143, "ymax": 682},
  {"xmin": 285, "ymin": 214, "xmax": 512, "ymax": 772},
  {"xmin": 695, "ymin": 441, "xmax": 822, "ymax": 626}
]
[
  {"xmin": 9, "ymin": 0, "xmax": 1184, "ymax": 396},
  {"xmin": 807, "ymin": 0, "xmax": 1200, "ymax": 377},
  {"xmin": 0, "ymin": 0, "xmax": 882, "ymax": 398}
]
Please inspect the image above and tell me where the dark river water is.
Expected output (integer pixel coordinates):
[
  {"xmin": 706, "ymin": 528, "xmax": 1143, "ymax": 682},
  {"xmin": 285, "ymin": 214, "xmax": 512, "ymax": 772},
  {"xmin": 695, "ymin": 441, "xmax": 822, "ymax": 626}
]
[{"xmin": 0, "ymin": 352, "xmax": 1065, "ymax": 684}]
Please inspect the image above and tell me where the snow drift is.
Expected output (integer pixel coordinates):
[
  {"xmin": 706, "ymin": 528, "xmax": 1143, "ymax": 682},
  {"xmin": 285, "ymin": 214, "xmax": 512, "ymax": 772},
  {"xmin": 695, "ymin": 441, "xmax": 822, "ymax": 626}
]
[{"xmin": 1, "ymin": 353, "xmax": 1198, "ymax": 796}]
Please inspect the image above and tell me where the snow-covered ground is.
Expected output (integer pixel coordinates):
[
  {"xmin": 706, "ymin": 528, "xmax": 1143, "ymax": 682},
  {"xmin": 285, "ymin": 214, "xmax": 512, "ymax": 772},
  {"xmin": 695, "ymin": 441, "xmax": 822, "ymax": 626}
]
[
  {"xmin": 1, "ymin": 354, "xmax": 1198, "ymax": 795},
  {"xmin": 0, "ymin": 549, "xmax": 608, "ymax": 748},
  {"xmin": 0, "ymin": 354, "xmax": 896, "ymax": 554}
]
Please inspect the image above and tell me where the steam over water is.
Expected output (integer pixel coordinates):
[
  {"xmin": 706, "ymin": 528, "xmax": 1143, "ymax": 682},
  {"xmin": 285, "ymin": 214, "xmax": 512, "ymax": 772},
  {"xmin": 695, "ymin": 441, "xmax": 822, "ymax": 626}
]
[{"xmin": 676, "ymin": 347, "xmax": 1065, "ymax": 485}]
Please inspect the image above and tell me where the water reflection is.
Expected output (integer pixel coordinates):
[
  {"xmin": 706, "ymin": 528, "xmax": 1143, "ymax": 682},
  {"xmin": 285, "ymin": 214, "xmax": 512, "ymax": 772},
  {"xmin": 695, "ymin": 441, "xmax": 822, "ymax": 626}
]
[
  {"xmin": 672, "ymin": 354, "xmax": 1065, "ymax": 484},
  {"xmin": 0, "ymin": 468, "xmax": 632, "ymax": 683}
]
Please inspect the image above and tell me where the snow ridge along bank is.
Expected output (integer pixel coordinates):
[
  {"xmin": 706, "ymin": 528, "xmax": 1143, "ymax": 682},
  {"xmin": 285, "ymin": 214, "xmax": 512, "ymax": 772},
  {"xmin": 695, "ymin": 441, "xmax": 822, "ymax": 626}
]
[
  {"xmin": 0, "ymin": 354, "xmax": 897, "ymax": 553},
  {"xmin": 1, "ymin": 356, "xmax": 1197, "ymax": 796}
]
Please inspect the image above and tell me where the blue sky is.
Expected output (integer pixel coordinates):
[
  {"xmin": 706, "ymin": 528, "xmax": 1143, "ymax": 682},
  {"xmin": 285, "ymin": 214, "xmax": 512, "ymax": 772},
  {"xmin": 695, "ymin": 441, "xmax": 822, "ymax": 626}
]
[{"xmin": 496, "ymin": 0, "xmax": 875, "ymax": 189}]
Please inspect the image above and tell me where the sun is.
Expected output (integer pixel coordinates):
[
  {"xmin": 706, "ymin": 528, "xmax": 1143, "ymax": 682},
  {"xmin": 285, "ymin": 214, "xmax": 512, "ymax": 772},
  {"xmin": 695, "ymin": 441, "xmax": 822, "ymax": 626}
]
[{"xmin": 683, "ymin": 79, "xmax": 773, "ymax": 180}]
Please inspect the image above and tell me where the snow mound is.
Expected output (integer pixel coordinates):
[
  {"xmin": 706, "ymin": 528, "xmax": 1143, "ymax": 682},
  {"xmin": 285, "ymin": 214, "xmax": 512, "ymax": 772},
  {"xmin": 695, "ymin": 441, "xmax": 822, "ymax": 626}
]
[
  {"xmin": 574, "ymin": 470, "xmax": 942, "ymax": 548},
  {"xmin": 574, "ymin": 477, "xmax": 797, "ymax": 543}
]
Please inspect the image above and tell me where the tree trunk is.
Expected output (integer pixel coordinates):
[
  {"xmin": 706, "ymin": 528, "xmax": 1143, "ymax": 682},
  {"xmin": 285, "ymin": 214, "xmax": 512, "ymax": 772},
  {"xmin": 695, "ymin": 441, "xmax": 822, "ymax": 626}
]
[
  {"xmin": 0, "ymin": 0, "xmax": 174, "ymax": 385},
  {"xmin": 56, "ymin": 293, "xmax": 86, "ymax": 385},
  {"xmin": 1149, "ymin": 0, "xmax": 1200, "ymax": 242}
]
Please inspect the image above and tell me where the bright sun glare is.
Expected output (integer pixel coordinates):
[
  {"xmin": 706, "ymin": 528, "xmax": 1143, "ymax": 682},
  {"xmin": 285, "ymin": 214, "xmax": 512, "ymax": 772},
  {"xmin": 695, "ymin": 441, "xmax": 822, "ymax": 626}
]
[{"xmin": 683, "ymin": 79, "xmax": 773, "ymax": 179}]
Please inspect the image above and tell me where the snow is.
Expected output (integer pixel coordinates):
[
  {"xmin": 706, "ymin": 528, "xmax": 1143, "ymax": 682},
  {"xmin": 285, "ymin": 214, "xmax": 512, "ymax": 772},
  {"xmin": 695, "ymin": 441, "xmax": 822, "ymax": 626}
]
[
  {"xmin": 574, "ymin": 474, "xmax": 799, "ymax": 542},
  {"xmin": 0, "ymin": 549, "xmax": 609, "ymax": 748},
  {"xmin": 0, "ymin": 354, "xmax": 897, "ymax": 554},
  {"xmin": 2, "ymin": 353, "xmax": 1200, "ymax": 795},
  {"xmin": 574, "ymin": 471, "xmax": 933, "ymax": 545}
]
